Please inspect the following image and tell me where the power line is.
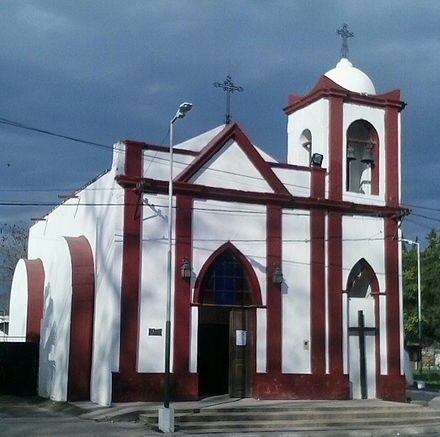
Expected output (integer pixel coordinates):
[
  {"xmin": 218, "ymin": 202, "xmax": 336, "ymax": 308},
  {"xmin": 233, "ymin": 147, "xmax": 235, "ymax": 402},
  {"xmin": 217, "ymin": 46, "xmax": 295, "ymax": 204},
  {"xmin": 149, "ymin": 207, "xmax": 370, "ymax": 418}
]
[{"xmin": 0, "ymin": 117, "xmax": 112, "ymax": 151}]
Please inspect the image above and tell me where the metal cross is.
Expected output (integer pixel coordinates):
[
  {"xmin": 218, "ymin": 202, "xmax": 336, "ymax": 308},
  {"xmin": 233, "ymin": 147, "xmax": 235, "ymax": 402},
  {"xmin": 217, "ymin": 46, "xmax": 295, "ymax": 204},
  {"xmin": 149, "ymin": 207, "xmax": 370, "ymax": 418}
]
[
  {"xmin": 213, "ymin": 75, "xmax": 243, "ymax": 124},
  {"xmin": 337, "ymin": 24, "xmax": 354, "ymax": 58}
]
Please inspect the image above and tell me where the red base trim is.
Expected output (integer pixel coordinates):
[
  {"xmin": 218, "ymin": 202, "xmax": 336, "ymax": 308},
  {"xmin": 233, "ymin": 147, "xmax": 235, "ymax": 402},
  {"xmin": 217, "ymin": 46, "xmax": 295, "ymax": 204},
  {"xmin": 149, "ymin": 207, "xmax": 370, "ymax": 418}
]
[
  {"xmin": 254, "ymin": 373, "xmax": 349, "ymax": 399},
  {"xmin": 112, "ymin": 372, "xmax": 199, "ymax": 402},
  {"xmin": 376, "ymin": 374, "xmax": 406, "ymax": 401}
]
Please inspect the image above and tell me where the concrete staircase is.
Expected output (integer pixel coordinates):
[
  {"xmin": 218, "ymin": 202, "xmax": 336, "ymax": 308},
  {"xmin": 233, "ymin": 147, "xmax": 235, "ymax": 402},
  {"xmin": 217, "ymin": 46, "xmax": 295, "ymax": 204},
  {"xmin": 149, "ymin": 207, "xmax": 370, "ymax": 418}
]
[{"xmin": 139, "ymin": 400, "xmax": 440, "ymax": 435}]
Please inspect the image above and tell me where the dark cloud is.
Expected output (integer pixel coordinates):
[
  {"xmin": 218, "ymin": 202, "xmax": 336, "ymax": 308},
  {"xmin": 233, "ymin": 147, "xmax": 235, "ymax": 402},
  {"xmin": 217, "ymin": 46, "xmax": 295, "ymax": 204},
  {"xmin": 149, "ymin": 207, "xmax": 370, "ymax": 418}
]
[{"xmin": 0, "ymin": 0, "xmax": 437, "ymax": 239}]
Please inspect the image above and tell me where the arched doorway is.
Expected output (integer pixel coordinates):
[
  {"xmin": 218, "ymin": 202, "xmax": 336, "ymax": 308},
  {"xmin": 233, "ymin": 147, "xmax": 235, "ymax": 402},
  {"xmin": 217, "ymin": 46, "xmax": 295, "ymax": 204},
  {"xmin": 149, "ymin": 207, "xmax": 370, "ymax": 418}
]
[
  {"xmin": 194, "ymin": 243, "xmax": 261, "ymax": 398},
  {"xmin": 346, "ymin": 259, "xmax": 379, "ymax": 399}
]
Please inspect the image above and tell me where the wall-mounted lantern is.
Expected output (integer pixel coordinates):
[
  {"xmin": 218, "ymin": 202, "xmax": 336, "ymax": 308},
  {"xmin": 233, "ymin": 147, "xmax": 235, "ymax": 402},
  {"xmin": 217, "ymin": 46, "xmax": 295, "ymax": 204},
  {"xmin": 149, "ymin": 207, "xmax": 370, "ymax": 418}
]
[
  {"xmin": 272, "ymin": 265, "xmax": 283, "ymax": 284},
  {"xmin": 180, "ymin": 259, "xmax": 192, "ymax": 279}
]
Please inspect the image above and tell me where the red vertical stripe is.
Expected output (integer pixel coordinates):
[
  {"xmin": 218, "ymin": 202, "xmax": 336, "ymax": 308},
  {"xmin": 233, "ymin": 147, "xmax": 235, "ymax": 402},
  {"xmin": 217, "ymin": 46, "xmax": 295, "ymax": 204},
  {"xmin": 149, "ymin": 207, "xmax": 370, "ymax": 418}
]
[
  {"xmin": 119, "ymin": 142, "xmax": 142, "ymax": 374},
  {"xmin": 173, "ymin": 195, "xmax": 193, "ymax": 374},
  {"xmin": 327, "ymin": 213, "xmax": 343, "ymax": 374},
  {"xmin": 385, "ymin": 219, "xmax": 400, "ymax": 376},
  {"xmin": 266, "ymin": 204, "xmax": 282, "ymax": 373},
  {"xmin": 385, "ymin": 108, "xmax": 399, "ymax": 206},
  {"xmin": 328, "ymin": 96, "xmax": 344, "ymax": 201}
]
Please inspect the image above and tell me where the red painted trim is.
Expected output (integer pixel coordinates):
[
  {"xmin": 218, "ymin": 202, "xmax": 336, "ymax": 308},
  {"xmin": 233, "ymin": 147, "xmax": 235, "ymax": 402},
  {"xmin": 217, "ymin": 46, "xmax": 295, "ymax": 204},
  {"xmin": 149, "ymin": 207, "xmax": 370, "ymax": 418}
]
[
  {"xmin": 310, "ymin": 163, "xmax": 326, "ymax": 375},
  {"xmin": 112, "ymin": 372, "xmax": 199, "ymax": 401},
  {"xmin": 175, "ymin": 123, "xmax": 290, "ymax": 196},
  {"xmin": 384, "ymin": 219, "xmax": 401, "ymax": 378},
  {"xmin": 310, "ymin": 209, "xmax": 326, "ymax": 374},
  {"xmin": 65, "ymin": 236, "xmax": 95, "ymax": 401},
  {"xmin": 24, "ymin": 259, "xmax": 44, "ymax": 343},
  {"xmin": 125, "ymin": 140, "xmax": 199, "ymax": 156},
  {"xmin": 193, "ymin": 242, "xmax": 262, "ymax": 307},
  {"xmin": 173, "ymin": 195, "xmax": 193, "ymax": 374},
  {"xmin": 385, "ymin": 108, "xmax": 399, "ymax": 206},
  {"xmin": 254, "ymin": 372, "xmax": 349, "ymax": 399},
  {"xmin": 327, "ymin": 213, "xmax": 343, "ymax": 375},
  {"xmin": 270, "ymin": 162, "xmax": 326, "ymax": 173},
  {"xmin": 371, "ymin": 128, "xmax": 380, "ymax": 195},
  {"xmin": 284, "ymin": 75, "xmax": 405, "ymax": 115},
  {"xmin": 266, "ymin": 205, "xmax": 282, "ymax": 373},
  {"xmin": 119, "ymin": 176, "xmax": 408, "ymax": 218},
  {"xmin": 376, "ymin": 374, "xmax": 406, "ymax": 401},
  {"xmin": 329, "ymin": 96, "xmax": 344, "ymax": 201},
  {"xmin": 118, "ymin": 141, "xmax": 142, "ymax": 374}
]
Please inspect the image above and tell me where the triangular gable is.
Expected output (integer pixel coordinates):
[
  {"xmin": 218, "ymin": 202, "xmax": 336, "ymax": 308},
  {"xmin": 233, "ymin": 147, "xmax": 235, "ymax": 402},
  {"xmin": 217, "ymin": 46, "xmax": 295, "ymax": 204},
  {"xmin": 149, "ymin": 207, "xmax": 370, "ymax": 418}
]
[{"xmin": 175, "ymin": 123, "xmax": 290, "ymax": 195}]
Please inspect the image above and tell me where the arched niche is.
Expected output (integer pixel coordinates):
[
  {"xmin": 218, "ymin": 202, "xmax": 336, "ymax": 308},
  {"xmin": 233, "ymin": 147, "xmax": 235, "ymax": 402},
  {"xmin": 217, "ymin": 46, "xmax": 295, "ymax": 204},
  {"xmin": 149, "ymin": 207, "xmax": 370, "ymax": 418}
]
[{"xmin": 346, "ymin": 120, "xmax": 379, "ymax": 195}]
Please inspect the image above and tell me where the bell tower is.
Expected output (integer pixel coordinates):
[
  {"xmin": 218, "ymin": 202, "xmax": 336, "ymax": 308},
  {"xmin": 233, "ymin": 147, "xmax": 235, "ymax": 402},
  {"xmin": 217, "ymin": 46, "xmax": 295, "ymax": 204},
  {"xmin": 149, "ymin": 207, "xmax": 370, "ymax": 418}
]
[{"xmin": 284, "ymin": 50, "xmax": 405, "ymax": 207}]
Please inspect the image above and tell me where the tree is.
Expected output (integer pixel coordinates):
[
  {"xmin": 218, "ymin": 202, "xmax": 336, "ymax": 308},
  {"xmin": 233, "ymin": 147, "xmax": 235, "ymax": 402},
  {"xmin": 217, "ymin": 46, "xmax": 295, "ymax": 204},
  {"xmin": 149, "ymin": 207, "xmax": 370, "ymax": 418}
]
[
  {"xmin": 0, "ymin": 223, "xmax": 28, "ymax": 313},
  {"xmin": 403, "ymin": 229, "xmax": 440, "ymax": 346}
]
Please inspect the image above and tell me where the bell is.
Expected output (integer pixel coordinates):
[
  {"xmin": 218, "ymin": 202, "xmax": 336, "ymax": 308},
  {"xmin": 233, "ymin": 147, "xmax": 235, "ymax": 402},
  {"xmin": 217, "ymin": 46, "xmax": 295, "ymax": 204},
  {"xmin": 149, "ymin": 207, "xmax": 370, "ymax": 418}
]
[
  {"xmin": 361, "ymin": 145, "xmax": 374, "ymax": 165},
  {"xmin": 347, "ymin": 144, "xmax": 356, "ymax": 161}
]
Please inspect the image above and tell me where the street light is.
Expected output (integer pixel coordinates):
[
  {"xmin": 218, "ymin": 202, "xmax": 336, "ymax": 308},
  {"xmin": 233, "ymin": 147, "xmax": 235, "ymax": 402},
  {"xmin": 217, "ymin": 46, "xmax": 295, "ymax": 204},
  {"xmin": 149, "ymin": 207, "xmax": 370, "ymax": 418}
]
[
  {"xmin": 159, "ymin": 102, "xmax": 193, "ymax": 434},
  {"xmin": 402, "ymin": 238, "xmax": 422, "ymax": 371}
]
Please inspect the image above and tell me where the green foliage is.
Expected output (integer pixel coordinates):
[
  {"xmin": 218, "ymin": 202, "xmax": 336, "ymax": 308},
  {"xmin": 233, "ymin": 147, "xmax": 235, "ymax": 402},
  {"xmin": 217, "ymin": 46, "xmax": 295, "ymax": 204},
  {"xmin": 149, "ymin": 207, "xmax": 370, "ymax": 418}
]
[{"xmin": 403, "ymin": 229, "xmax": 440, "ymax": 346}]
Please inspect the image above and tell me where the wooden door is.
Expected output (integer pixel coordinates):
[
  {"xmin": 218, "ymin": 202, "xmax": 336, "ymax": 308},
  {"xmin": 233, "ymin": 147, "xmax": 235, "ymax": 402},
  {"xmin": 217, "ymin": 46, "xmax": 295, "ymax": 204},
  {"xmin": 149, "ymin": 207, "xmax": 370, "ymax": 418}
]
[{"xmin": 228, "ymin": 308, "xmax": 253, "ymax": 397}]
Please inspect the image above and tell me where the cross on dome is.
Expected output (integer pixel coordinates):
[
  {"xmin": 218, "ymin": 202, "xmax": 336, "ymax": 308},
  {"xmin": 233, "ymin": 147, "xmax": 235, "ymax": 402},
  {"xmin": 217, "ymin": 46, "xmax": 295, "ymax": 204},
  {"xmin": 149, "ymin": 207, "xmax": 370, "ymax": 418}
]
[{"xmin": 337, "ymin": 24, "xmax": 354, "ymax": 59}]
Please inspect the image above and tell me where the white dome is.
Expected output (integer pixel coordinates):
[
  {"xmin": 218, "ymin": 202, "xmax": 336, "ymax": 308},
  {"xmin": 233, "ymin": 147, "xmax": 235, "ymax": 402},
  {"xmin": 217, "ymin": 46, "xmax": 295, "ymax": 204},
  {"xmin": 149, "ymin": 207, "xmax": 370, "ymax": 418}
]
[{"xmin": 324, "ymin": 58, "xmax": 376, "ymax": 95}]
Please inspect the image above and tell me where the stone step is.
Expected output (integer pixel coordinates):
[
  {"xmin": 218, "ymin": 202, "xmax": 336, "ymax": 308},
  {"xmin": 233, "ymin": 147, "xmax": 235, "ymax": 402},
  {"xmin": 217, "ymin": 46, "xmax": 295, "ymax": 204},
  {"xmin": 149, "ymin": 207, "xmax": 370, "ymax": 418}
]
[
  {"xmin": 176, "ymin": 410, "xmax": 440, "ymax": 423},
  {"xmin": 140, "ymin": 404, "xmax": 439, "ymax": 425},
  {"xmin": 139, "ymin": 402, "xmax": 440, "ymax": 435},
  {"xmin": 173, "ymin": 416, "xmax": 440, "ymax": 432}
]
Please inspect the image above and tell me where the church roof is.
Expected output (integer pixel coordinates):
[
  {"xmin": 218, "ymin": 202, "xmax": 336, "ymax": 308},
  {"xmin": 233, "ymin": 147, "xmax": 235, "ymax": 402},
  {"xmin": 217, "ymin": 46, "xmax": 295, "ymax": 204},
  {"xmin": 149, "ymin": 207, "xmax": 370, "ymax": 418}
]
[{"xmin": 324, "ymin": 57, "xmax": 376, "ymax": 95}]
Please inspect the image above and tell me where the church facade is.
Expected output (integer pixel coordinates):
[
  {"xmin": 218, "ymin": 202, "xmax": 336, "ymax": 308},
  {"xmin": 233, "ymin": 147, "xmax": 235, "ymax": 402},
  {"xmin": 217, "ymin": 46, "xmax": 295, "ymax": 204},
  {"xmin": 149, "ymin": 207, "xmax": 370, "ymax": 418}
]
[{"xmin": 9, "ymin": 57, "xmax": 407, "ymax": 406}]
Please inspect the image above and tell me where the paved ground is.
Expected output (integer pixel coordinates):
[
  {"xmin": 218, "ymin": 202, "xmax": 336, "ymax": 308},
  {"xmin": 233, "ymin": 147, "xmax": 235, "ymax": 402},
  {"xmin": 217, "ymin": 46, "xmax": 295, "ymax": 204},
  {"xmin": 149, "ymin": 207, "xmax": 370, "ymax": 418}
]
[
  {"xmin": 2, "ymin": 392, "xmax": 440, "ymax": 436},
  {"xmin": 0, "ymin": 396, "xmax": 152, "ymax": 437}
]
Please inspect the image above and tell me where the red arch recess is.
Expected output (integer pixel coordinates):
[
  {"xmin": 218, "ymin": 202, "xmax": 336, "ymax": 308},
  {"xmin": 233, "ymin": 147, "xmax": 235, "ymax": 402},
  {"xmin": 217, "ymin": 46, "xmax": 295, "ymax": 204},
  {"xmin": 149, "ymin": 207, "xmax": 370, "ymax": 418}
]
[
  {"xmin": 193, "ymin": 241, "xmax": 263, "ymax": 306},
  {"xmin": 64, "ymin": 235, "xmax": 95, "ymax": 401}
]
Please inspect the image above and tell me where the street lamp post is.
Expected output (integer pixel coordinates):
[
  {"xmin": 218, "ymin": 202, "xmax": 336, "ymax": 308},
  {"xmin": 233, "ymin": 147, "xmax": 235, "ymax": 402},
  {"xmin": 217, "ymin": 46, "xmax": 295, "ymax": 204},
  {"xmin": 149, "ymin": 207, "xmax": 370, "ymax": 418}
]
[
  {"xmin": 402, "ymin": 238, "xmax": 422, "ymax": 371},
  {"xmin": 159, "ymin": 102, "xmax": 193, "ymax": 434}
]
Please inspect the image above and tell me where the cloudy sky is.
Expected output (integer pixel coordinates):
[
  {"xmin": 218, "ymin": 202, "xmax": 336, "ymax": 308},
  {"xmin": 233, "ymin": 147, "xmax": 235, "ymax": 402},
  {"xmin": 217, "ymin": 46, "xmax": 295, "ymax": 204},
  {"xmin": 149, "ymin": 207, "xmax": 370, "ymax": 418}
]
[{"xmin": 0, "ymin": 0, "xmax": 438, "ymax": 241}]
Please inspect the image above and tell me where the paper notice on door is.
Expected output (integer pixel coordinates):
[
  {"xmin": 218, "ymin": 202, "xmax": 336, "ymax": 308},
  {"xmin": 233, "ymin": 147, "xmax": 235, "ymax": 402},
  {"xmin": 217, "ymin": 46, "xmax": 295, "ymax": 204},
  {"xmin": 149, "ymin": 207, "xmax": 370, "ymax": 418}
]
[{"xmin": 236, "ymin": 330, "xmax": 247, "ymax": 346}]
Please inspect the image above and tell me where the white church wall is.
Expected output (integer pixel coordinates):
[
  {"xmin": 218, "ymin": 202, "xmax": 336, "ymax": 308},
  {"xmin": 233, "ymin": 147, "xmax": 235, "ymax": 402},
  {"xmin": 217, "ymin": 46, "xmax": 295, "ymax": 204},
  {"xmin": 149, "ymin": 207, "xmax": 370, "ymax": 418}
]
[
  {"xmin": 142, "ymin": 150, "xmax": 194, "ymax": 181},
  {"xmin": 342, "ymin": 103, "xmax": 386, "ymax": 205},
  {"xmin": 282, "ymin": 209, "xmax": 311, "ymax": 374},
  {"xmin": 138, "ymin": 193, "xmax": 172, "ymax": 372},
  {"xmin": 190, "ymin": 139, "xmax": 274, "ymax": 193},
  {"xmin": 8, "ymin": 259, "xmax": 29, "ymax": 341},
  {"xmin": 192, "ymin": 199, "xmax": 267, "ymax": 371},
  {"xmin": 38, "ymin": 237, "xmax": 72, "ymax": 401},
  {"xmin": 342, "ymin": 215, "xmax": 387, "ymax": 375},
  {"xmin": 287, "ymin": 99, "xmax": 329, "ymax": 168},
  {"xmin": 272, "ymin": 167, "xmax": 311, "ymax": 197},
  {"xmin": 26, "ymin": 170, "xmax": 123, "ymax": 406}
]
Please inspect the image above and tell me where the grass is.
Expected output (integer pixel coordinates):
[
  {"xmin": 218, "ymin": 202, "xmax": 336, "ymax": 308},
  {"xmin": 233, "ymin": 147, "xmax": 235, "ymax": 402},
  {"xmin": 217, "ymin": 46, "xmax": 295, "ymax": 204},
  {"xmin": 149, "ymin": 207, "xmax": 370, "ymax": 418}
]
[{"xmin": 414, "ymin": 369, "xmax": 440, "ymax": 391}]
